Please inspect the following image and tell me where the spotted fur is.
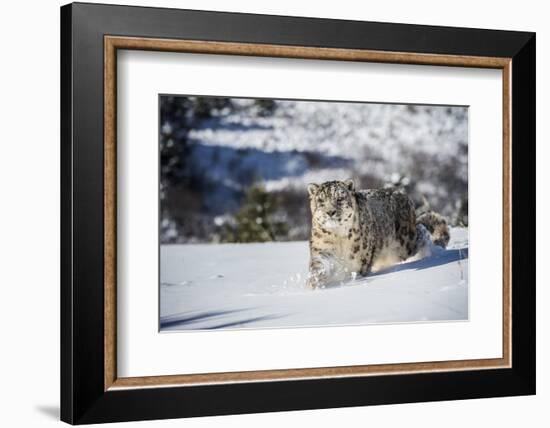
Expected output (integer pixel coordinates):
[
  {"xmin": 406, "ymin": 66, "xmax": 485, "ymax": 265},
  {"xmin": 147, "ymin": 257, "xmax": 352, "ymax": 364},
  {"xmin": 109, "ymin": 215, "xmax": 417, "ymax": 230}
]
[
  {"xmin": 306, "ymin": 179, "xmax": 449, "ymax": 289},
  {"xmin": 416, "ymin": 211, "xmax": 450, "ymax": 248}
]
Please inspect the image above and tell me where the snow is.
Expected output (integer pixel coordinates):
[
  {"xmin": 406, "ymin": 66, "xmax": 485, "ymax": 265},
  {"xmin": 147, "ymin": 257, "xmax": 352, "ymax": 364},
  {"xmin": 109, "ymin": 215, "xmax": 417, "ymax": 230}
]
[
  {"xmin": 160, "ymin": 228, "xmax": 468, "ymax": 331},
  {"xmin": 189, "ymin": 103, "xmax": 466, "ymax": 162}
]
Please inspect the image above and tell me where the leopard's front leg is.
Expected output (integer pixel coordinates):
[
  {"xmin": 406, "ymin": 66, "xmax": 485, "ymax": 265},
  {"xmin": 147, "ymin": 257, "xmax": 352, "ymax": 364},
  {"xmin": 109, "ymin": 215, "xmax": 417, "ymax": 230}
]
[{"xmin": 307, "ymin": 256, "xmax": 330, "ymax": 289}]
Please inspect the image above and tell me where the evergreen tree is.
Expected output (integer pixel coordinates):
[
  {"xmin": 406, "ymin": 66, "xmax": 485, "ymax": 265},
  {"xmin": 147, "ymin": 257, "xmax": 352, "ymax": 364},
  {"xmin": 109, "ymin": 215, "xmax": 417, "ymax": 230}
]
[{"xmin": 223, "ymin": 185, "xmax": 288, "ymax": 243}]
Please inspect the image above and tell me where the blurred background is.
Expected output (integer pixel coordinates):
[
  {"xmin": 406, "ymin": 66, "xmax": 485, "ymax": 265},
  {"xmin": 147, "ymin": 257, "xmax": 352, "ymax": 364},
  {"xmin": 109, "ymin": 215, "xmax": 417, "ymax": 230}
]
[{"xmin": 160, "ymin": 95, "xmax": 468, "ymax": 244}]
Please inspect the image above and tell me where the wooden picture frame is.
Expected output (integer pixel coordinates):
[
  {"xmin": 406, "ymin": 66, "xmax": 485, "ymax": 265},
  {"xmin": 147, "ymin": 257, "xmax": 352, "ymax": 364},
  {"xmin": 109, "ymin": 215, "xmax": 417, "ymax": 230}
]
[{"xmin": 61, "ymin": 2, "xmax": 535, "ymax": 424}]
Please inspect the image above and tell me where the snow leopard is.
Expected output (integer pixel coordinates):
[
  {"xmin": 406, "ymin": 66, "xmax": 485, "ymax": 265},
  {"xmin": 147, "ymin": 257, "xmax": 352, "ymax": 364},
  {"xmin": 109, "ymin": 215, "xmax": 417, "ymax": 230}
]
[{"xmin": 306, "ymin": 179, "xmax": 450, "ymax": 289}]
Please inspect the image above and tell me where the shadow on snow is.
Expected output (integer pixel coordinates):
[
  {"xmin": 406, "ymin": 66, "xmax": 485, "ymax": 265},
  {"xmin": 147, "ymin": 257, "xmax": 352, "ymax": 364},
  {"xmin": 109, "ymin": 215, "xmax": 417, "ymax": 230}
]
[
  {"xmin": 372, "ymin": 247, "xmax": 468, "ymax": 277},
  {"xmin": 188, "ymin": 143, "xmax": 353, "ymax": 214},
  {"xmin": 160, "ymin": 307, "xmax": 286, "ymax": 330}
]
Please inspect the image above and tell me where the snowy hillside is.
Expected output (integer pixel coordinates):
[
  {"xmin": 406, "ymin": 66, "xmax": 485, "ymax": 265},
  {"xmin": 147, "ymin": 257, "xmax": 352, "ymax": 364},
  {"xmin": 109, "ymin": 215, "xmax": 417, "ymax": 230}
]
[
  {"xmin": 160, "ymin": 227, "xmax": 469, "ymax": 331},
  {"xmin": 186, "ymin": 101, "xmax": 467, "ymax": 213},
  {"xmin": 160, "ymin": 97, "xmax": 468, "ymax": 243},
  {"xmin": 188, "ymin": 100, "xmax": 467, "ymax": 184}
]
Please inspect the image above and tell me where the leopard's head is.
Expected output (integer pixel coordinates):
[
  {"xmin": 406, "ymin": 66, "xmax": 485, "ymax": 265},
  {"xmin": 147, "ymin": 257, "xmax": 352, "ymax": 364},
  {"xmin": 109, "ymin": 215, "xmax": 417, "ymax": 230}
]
[{"xmin": 307, "ymin": 179, "xmax": 356, "ymax": 234}]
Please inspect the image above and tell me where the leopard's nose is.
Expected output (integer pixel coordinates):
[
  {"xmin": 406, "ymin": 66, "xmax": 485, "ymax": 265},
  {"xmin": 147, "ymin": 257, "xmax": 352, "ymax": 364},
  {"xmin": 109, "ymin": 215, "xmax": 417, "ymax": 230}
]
[{"xmin": 327, "ymin": 210, "xmax": 337, "ymax": 217}]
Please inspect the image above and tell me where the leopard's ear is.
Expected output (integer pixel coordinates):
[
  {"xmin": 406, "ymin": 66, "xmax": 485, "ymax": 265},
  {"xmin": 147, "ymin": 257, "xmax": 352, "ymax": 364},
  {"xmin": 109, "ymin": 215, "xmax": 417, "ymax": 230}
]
[
  {"xmin": 307, "ymin": 183, "xmax": 319, "ymax": 197},
  {"xmin": 344, "ymin": 179, "xmax": 355, "ymax": 192}
]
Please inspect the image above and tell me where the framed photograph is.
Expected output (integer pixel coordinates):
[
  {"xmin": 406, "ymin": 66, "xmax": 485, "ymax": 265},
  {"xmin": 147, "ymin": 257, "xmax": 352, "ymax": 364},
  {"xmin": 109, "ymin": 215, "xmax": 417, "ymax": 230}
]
[{"xmin": 61, "ymin": 2, "xmax": 535, "ymax": 424}]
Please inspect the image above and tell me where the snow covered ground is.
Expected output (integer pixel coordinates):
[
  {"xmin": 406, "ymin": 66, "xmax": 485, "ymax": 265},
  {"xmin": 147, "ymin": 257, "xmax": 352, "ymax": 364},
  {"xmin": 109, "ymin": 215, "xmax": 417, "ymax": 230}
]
[{"xmin": 160, "ymin": 227, "xmax": 468, "ymax": 331}]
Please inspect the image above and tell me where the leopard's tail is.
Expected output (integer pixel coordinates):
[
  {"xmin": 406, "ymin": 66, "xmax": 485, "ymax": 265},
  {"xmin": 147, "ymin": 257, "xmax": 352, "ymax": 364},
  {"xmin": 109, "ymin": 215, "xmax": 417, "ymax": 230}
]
[{"xmin": 416, "ymin": 211, "xmax": 450, "ymax": 249}]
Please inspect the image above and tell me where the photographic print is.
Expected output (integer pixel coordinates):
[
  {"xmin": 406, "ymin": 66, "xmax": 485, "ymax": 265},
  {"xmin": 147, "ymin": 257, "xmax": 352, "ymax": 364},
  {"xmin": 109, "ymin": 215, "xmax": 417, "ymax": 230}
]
[{"xmin": 159, "ymin": 95, "xmax": 469, "ymax": 331}]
